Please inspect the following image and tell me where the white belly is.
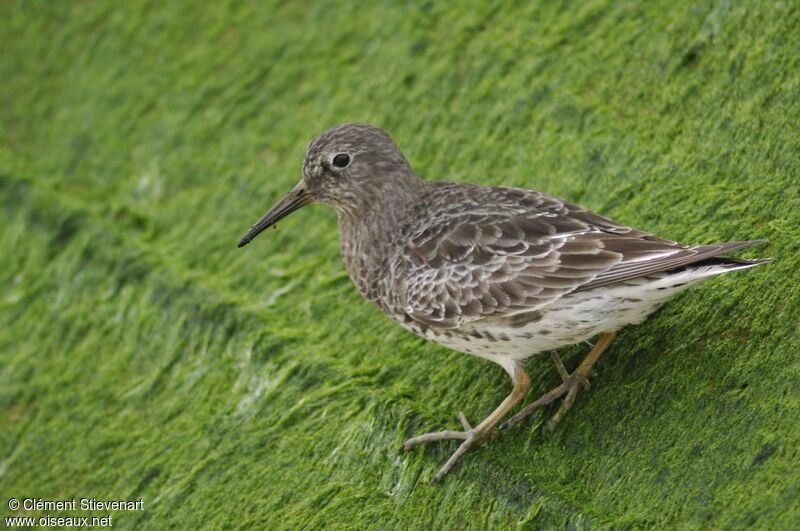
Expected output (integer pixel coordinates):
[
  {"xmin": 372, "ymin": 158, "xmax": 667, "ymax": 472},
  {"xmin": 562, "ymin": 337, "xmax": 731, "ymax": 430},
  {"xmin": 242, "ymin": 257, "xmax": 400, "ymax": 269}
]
[{"xmin": 407, "ymin": 267, "xmax": 729, "ymax": 367}]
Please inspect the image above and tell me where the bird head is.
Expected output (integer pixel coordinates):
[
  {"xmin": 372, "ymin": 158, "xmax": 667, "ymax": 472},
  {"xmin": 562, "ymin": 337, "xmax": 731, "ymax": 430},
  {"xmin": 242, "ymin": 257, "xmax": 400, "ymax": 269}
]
[{"xmin": 237, "ymin": 123, "xmax": 418, "ymax": 248}]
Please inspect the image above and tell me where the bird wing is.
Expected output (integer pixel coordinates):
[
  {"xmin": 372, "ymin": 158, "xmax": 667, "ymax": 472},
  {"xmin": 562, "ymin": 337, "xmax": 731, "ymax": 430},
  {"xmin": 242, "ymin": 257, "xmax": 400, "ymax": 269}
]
[{"xmin": 394, "ymin": 184, "xmax": 740, "ymax": 330}]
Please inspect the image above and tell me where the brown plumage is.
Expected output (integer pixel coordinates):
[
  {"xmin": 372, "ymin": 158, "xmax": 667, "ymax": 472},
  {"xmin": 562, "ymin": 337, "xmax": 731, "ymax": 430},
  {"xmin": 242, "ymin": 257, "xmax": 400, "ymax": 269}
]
[{"xmin": 238, "ymin": 123, "xmax": 769, "ymax": 482}]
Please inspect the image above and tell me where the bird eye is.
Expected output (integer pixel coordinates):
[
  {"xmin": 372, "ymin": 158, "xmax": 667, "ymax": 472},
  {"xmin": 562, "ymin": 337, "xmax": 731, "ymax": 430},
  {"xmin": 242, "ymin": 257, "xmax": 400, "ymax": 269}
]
[{"xmin": 332, "ymin": 153, "xmax": 350, "ymax": 168}]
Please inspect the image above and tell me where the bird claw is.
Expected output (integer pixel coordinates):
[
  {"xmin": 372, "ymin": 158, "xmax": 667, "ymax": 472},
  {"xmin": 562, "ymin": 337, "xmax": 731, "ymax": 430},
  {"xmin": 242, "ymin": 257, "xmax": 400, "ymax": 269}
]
[
  {"xmin": 501, "ymin": 369, "xmax": 592, "ymax": 431},
  {"xmin": 457, "ymin": 411, "xmax": 473, "ymax": 431},
  {"xmin": 431, "ymin": 429, "xmax": 483, "ymax": 483},
  {"xmin": 403, "ymin": 429, "xmax": 468, "ymax": 451},
  {"xmin": 403, "ymin": 413, "xmax": 488, "ymax": 482}
]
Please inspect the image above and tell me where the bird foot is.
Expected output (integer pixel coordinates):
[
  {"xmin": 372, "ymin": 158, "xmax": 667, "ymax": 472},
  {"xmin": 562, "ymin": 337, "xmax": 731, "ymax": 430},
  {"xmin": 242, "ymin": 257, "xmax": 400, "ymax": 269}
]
[
  {"xmin": 499, "ymin": 369, "xmax": 590, "ymax": 431},
  {"xmin": 545, "ymin": 370, "xmax": 590, "ymax": 431},
  {"xmin": 403, "ymin": 412, "xmax": 490, "ymax": 482},
  {"xmin": 499, "ymin": 334, "xmax": 618, "ymax": 432}
]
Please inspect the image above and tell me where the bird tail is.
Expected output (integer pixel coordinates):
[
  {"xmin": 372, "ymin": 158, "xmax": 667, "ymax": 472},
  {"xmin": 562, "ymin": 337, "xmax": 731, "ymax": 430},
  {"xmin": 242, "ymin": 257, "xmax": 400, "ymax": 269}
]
[
  {"xmin": 626, "ymin": 239, "xmax": 770, "ymax": 293},
  {"xmin": 682, "ymin": 239, "xmax": 772, "ymax": 273}
]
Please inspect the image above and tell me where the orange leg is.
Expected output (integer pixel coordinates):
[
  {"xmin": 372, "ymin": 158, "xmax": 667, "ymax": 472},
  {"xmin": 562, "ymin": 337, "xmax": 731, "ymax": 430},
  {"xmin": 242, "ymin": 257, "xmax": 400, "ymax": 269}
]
[
  {"xmin": 501, "ymin": 332, "xmax": 616, "ymax": 431},
  {"xmin": 404, "ymin": 361, "xmax": 531, "ymax": 482}
]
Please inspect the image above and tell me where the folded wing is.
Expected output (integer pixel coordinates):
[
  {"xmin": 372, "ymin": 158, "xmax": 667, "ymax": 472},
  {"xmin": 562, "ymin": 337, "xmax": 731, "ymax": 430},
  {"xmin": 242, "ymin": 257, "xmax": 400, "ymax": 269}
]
[{"xmin": 395, "ymin": 186, "xmax": 757, "ymax": 329}]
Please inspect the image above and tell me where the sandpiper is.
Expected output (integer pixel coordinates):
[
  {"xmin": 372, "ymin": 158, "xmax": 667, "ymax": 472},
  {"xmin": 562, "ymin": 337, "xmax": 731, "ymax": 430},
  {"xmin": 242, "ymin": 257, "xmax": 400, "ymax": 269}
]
[{"xmin": 238, "ymin": 123, "xmax": 768, "ymax": 482}]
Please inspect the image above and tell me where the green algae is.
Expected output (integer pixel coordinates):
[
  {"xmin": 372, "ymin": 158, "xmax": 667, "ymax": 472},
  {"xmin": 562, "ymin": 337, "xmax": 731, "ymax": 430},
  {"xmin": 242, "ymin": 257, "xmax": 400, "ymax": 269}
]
[{"xmin": 1, "ymin": 1, "xmax": 799, "ymax": 528}]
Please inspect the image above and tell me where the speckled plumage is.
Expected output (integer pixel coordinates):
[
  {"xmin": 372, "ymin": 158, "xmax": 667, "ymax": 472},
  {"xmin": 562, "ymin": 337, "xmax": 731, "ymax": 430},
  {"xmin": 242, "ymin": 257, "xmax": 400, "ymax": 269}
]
[
  {"xmin": 238, "ymin": 123, "xmax": 768, "ymax": 481},
  {"xmin": 341, "ymin": 180, "xmax": 763, "ymax": 372}
]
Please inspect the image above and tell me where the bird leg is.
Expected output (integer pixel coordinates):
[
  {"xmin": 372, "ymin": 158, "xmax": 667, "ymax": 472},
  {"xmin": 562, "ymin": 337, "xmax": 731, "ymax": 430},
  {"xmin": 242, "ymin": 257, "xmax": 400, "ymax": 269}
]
[
  {"xmin": 501, "ymin": 332, "xmax": 616, "ymax": 431},
  {"xmin": 403, "ymin": 361, "xmax": 531, "ymax": 482}
]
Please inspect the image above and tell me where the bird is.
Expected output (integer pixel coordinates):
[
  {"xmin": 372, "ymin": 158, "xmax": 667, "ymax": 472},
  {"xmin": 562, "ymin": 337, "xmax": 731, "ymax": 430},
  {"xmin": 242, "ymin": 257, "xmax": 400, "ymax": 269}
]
[{"xmin": 237, "ymin": 123, "xmax": 768, "ymax": 482}]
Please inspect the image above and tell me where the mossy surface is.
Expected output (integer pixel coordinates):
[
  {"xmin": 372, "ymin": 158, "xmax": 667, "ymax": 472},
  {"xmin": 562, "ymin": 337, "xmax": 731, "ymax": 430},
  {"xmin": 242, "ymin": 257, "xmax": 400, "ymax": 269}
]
[{"xmin": 1, "ymin": 1, "xmax": 799, "ymax": 528}]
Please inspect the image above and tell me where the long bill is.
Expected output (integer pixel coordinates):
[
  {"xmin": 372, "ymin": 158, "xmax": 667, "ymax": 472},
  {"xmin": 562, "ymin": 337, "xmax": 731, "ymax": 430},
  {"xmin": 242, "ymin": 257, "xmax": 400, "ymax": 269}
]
[{"xmin": 237, "ymin": 180, "xmax": 313, "ymax": 248}]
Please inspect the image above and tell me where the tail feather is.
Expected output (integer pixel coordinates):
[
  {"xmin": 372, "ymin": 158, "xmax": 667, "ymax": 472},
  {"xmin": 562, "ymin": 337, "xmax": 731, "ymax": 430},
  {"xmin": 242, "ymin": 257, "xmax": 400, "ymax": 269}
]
[
  {"xmin": 689, "ymin": 256, "xmax": 772, "ymax": 270},
  {"xmin": 579, "ymin": 238, "xmax": 770, "ymax": 291},
  {"xmin": 675, "ymin": 239, "xmax": 772, "ymax": 273}
]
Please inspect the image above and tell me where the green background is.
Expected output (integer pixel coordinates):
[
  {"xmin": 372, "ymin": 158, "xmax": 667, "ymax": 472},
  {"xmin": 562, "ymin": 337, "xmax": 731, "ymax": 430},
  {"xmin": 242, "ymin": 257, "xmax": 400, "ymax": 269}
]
[{"xmin": 2, "ymin": 1, "xmax": 798, "ymax": 528}]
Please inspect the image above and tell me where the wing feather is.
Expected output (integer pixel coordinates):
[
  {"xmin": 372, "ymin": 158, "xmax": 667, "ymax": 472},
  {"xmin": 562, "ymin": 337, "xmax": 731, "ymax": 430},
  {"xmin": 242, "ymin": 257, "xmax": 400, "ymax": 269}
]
[{"xmin": 393, "ymin": 184, "xmax": 761, "ymax": 330}]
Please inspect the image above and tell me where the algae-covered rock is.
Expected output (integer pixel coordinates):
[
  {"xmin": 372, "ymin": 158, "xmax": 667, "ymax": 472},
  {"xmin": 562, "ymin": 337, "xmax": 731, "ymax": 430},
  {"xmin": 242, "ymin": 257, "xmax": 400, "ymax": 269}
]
[{"xmin": 1, "ymin": 1, "xmax": 798, "ymax": 528}]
